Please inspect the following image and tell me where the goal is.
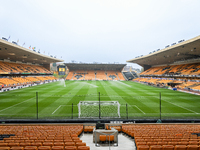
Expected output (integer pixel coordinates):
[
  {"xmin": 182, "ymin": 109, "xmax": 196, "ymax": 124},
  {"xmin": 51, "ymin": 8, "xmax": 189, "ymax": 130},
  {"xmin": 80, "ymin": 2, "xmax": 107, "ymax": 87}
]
[{"xmin": 77, "ymin": 101, "xmax": 120, "ymax": 118}]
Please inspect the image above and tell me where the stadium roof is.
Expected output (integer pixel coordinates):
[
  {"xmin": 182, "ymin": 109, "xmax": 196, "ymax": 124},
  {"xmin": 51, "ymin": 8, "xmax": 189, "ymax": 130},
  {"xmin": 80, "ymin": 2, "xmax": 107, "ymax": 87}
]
[
  {"xmin": 127, "ymin": 35, "xmax": 200, "ymax": 67},
  {"xmin": 65, "ymin": 63, "xmax": 126, "ymax": 71},
  {"xmin": 0, "ymin": 39, "xmax": 63, "ymax": 65}
]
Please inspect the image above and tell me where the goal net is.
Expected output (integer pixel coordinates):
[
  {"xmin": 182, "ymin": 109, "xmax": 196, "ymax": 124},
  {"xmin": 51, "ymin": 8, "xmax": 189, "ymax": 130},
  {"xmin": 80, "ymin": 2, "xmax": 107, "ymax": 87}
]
[{"xmin": 78, "ymin": 101, "xmax": 120, "ymax": 118}]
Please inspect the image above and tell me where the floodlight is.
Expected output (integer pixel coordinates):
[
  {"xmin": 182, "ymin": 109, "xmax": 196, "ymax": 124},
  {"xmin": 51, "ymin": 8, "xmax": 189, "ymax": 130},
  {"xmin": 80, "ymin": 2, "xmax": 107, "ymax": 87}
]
[
  {"xmin": 2, "ymin": 37, "xmax": 8, "ymax": 41},
  {"xmin": 12, "ymin": 41, "xmax": 17, "ymax": 45},
  {"xmin": 171, "ymin": 43, "xmax": 176, "ymax": 46},
  {"xmin": 165, "ymin": 45, "xmax": 170, "ymax": 48}
]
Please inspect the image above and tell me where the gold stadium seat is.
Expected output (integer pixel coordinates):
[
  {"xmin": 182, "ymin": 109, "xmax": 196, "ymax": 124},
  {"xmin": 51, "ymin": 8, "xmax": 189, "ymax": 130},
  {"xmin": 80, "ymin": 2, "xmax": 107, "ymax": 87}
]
[
  {"xmin": 24, "ymin": 146, "xmax": 38, "ymax": 150},
  {"xmin": 174, "ymin": 145, "xmax": 187, "ymax": 150},
  {"xmin": 137, "ymin": 145, "xmax": 149, "ymax": 150},
  {"xmin": 38, "ymin": 146, "xmax": 51, "ymax": 150},
  {"xmin": 65, "ymin": 146, "xmax": 77, "ymax": 150},
  {"xmin": 75, "ymin": 142, "xmax": 86, "ymax": 147},
  {"xmin": 51, "ymin": 146, "xmax": 64, "ymax": 150},
  {"xmin": 65, "ymin": 142, "xmax": 75, "ymax": 146},
  {"xmin": 99, "ymin": 135, "xmax": 106, "ymax": 143},
  {"xmin": 10, "ymin": 147, "xmax": 24, "ymax": 150},
  {"xmin": 150, "ymin": 145, "xmax": 162, "ymax": 150},
  {"xmin": 77, "ymin": 146, "xmax": 90, "ymax": 150},
  {"xmin": 106, "ymin": 135, "xmax": 114, "ymax": 142},
  {"xmin": 162, "ymin": 145, "xmax": 174, "ymax": 150},
  {"xmin": 187, "ymin": 145, "xmax": 199, "ymax": 150},
  {"xmin": 0, "ymin": 147, "xmax": 10, "ymax": 150}
]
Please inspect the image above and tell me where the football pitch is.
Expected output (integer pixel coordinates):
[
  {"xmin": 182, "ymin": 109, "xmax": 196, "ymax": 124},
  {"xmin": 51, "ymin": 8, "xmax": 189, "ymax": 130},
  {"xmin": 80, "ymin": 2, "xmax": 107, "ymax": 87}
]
[{"xmin": 0, "ymin": 80, "xmax": 200, "ymax": 119}]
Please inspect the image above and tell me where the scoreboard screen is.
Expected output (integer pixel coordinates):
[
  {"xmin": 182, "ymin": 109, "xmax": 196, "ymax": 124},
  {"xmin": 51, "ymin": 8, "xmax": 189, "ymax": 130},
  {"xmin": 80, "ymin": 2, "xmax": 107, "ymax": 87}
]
[{"xmin": 59, "ymin": 68, "xmax": 65, "ymax": 72}]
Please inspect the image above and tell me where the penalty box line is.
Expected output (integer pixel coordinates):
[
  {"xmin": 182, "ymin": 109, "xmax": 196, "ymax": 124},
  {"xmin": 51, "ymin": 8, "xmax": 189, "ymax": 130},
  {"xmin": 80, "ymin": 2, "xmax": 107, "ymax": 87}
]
[
  {"xmin": 161, "ymin": 99, "xmax": 198, "ymax": 114},
  {"xmin": 52, "ymin": 105, "xmax": 66, "ymax": 114},
  {"xmin": 133, "ymin": 105, "xmax": 146, "ymax": 114},
  {"xmin": 151, "ymin": 95, "xmax": 198, "ymax": 114}
]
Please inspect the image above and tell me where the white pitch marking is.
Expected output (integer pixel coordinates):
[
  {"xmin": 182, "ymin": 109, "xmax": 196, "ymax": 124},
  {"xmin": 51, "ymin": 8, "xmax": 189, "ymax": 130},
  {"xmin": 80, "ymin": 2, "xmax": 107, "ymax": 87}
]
[
  {"xmin": 52, "ymin": 105, "xmax": 62, "ymax": 114},
  {"xmin": 134, "ymin": 105, "xmax": 146, "ymax": 114},
  {"xmin": 0, "ymin": 97, "xmax": 34, "ymax": 113},
  {"xmin": 116, "ymin": 81, "xmax": 131, "ymax": 87},
  {"xmin": 79, "ymin": 82, "xmax": 98, "ymax": 88},
  {"xmin": 162, "ymin": 99, "xmax": 198, "ymax": 114},
  {"xmin": 126, "ymin": 113, "xmax": 199, "ymax": 115}
]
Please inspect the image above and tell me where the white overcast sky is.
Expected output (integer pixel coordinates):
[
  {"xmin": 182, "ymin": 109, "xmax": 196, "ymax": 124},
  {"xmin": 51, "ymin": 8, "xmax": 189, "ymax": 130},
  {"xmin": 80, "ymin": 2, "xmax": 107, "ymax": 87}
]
[{"xmin": 1, "ymin": 0, "xmax": 200, "ymax": 69}]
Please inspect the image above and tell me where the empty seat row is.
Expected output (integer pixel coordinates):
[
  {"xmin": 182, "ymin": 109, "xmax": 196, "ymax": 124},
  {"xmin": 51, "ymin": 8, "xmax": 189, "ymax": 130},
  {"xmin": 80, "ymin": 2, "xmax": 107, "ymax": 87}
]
[
  {"xmin": 140, "ymin": 63, "xmax": 200, "ymax": 76},
  {"xmin": 137, "ymin": 144, "xmax": 200, "ymax": 150},
  {"xmin": 0, "ymin": 145, "xmax": 90, "ymax": 150},
  {"xmin": 99, "ymin": 135, "xmax": 114, "ymax": 143},
  {"xmin": 0, "ymin": 76, "xmax": 57, "ymax": 87},
  {"xmin": 0, "ymin": 125, "xmax": 90, "ymax": 150},
  {"xmin": 0, "ymin": 61, "xmax": 51, "ymax": 74}
]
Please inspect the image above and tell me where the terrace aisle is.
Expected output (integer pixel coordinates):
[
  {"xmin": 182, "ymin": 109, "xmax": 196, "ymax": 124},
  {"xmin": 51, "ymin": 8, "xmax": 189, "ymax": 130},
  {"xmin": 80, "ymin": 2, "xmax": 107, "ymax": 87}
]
[{"xmin": 80, "ymin": 133, "xmax": 136, "ymax": 150}]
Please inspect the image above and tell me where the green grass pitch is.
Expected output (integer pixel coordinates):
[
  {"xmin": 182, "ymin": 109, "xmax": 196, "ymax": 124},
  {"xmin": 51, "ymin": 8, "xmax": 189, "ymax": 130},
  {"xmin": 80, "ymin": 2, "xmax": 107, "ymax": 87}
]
[{"xmin": 0, "ymin": 80, "xmax": 200, "ymax": 119}]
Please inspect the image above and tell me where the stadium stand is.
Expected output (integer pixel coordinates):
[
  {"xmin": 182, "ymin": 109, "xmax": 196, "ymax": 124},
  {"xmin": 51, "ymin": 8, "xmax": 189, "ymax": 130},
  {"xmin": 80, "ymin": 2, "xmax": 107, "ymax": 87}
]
[
  {"xmin": 25, "ymin": 77, "xmax": 40, "ymax": 82},
  {"xmin": 83, "ymin": 126, "xmax": 95, "ymax": 133},
  {"xmin": 105, "ymin": 125, "xmax": 122, "ymax": 132},
  {"xmin": 66, "ymin": 72, "xmax": 74, "ymax": 80},
  {"xmin": 65, "ymin": 63, "xmax": 126, "ymax": 81},
  {"xmin": 12, "ymin": 77, "xmax": 32, "ymax": 85},
  {"xmin": 0, "ymin": 39, "xmax": 61, "ymax": 92},
  {"xmin": 45, "ymin": 76, "xmax": 57, "ymax": 80},
  {"xmin": 0, "ymin": 78, "xmax": 19, "ymax": 87},
  {"xmin": 122, "ymin": 71, "xmax": 138, "ymax": 80},
  {"xmin": 107, "ymin": 71, "xmax": 117, "ymax": 80},
  {"xmin": 74, "ymin": 70, "xmax": 85, "ymax": 80},
  {"xmin": 122, "ymin": 124, "xmax": 200, "ymax": 150},
  {"xmin": 132, "ymin": 51, "xmax": 200, "ymax": 92},
  {"xmin": 66, "ymin": 70, "xmax": 127, "ymax": 81},
  {"xmin": 140, "ymin": 63, "xmax": 200, "ymax": 76},
  {"xmin": 116, "ymin": 71, "xmax": 125, "ymax": 80},
  {"xmin": 96, "ymin": 70, "xmax": 107, "ymax": 80},
  {"xmin": 191, "ymin": 84, "xmax": 200, "ymax": 90},
  {"xmin": 178, "ymin": 81, "xmax": 198, "ymax": 89},
  {"xmin": 133, "ymin": 77, "xmax": 200, "ymax": 89},
  {"xmin": 1, "ymin": 124, "xmax": 200, "ymax": 150},
  {"xmin": 84, "ymin": 71, "xmax": 95, "ymax": 80},
  {"xmin": 0, "ymin": 76, "xmax": 57, "ymax": 91},
  {"xmin": 133, "ymin": 76, "xmax": 200, "ymax": 91},
  {"xmin": 0, "ymin": 125, "xmax": 91, "ymax": 150},
  {"xmin": 75, "ymin": 70, "xmax": 85, "ymax": 74},
  {"xmin": 35, "ymin": 76, "xmax": 49, "ymax": 81},
  {"xmin": 0, "ymin": 61, "xmax": 51, "ymax": 74}
]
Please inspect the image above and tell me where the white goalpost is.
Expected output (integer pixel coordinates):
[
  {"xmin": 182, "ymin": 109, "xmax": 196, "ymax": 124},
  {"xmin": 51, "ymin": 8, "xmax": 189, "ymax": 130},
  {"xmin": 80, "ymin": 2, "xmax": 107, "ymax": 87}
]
[{"xmin": 77, "ymin": 101, "xmax": 120, "ymax": 118}]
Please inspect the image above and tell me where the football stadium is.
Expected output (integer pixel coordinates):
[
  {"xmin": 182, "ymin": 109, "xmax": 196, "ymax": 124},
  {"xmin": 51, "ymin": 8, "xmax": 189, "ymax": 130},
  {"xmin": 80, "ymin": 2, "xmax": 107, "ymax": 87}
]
[
  {"xmin": 1, "ymin": 34, "xmax": 200, "ymax": 149},
  {"xmin": 1, "ymin": 1, "xmax": 200, "ymax": 150}
]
